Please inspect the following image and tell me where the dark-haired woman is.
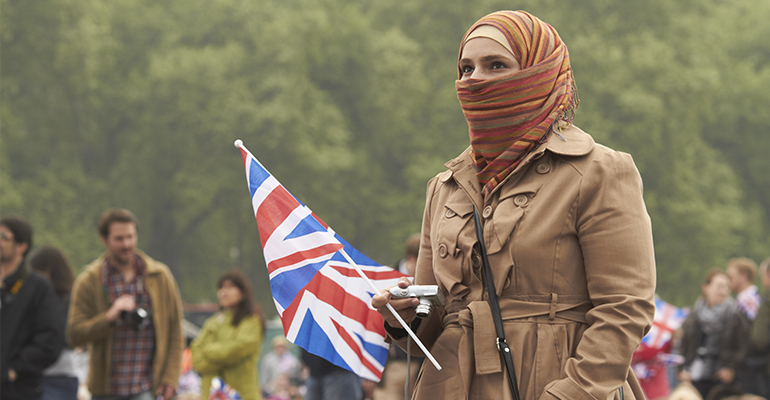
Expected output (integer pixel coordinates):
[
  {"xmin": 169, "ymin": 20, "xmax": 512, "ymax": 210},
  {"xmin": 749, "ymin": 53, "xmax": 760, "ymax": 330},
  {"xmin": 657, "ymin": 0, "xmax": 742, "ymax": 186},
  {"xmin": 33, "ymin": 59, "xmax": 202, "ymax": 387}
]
[
  {"xmin": 678, "ymin": 269, "xmax": 748, "ymax": 398},
  {"xmin": 30, "ymin": 246, "xmax": 79, "ymax": 400},
  {"xmin": 372, "ymin": 10, "xmax": 655, "ymax": 400},
  {"xmin": 192, "ymin": 270, "xmax": 266, "ymax": 400}
]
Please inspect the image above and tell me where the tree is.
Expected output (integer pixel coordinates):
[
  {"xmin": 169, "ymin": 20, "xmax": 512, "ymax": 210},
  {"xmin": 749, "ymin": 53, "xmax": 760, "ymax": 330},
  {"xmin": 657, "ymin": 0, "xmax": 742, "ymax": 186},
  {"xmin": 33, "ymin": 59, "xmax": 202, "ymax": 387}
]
[{"xmin": 2, "ymin": 0, "xmax": 768, "ymax": 310}]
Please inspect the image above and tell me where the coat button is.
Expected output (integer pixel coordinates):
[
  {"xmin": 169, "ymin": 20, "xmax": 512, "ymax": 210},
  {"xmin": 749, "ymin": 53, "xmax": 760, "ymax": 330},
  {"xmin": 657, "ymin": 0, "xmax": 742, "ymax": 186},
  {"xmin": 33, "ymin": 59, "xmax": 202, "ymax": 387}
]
[
  {"xmin": 482, "ymin": 206, "xmax": 493, "ymax": 219},
  {"xmin": 438, "ymin": 244, "xmax": 448, "ymax": 258},
  {"xmin": 472, "ymin": 252, "xmax": 482, "ymax": 269},
  {"xmin": 445, "ymin": 209, "xmax": 457, "ymax": 218},
  {"xmin": 536, "ymin": 163, "xmax": 550, "ymax": 174},
  {"xmin": 514, "ymin": 195, "xmax": 528, "ymax": 206}
]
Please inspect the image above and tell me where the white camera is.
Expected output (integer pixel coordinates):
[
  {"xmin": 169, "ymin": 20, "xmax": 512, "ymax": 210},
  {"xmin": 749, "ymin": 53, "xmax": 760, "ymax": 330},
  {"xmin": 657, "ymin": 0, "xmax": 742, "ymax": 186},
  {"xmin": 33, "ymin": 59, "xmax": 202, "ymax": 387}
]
[{"xmin": 389, "ymin": 285, "xmax": 446, "ymax": 318}]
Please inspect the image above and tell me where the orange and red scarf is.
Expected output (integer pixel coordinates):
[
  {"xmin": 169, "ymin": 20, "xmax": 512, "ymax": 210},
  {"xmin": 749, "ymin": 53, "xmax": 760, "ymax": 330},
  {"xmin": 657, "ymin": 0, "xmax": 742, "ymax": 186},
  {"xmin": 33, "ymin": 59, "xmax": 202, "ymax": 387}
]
[{"xmin": 456, "ymin": 11, "xmax": 578, "ymax": 198}]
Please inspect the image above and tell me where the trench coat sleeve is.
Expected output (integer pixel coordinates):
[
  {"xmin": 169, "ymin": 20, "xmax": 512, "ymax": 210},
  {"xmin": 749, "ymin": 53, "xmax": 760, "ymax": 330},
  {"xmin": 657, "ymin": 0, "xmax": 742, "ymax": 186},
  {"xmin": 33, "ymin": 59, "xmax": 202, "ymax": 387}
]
[
  {"xmin": 751, "ymin": 298, "xmax": 770, "ymax": 352},
  {"xmin": 543, "ymin": 151, "xmax": 655, "ymax": 400},
  {"xmin": 414, "ymin": 175, "xmax": 447, "ymax": 349},
  {"xmin": 388, "ymin": 175, "xmax": 446, "ymax": 356},
  {"xmin": 66, "ymin": 271, "xmax": 114, "ymax": 347}
]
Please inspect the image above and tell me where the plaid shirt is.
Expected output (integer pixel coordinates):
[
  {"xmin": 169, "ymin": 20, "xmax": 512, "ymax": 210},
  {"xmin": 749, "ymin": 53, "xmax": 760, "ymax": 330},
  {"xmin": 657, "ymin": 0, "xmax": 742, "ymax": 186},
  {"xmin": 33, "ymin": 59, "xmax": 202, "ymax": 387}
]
[
  {"xmin": 737, "ymin": 285, "xmax": 761, "ymax": 321},
  {"xmin": 102, "ymin": 255, "xmax": 156, "ymax": 396}
]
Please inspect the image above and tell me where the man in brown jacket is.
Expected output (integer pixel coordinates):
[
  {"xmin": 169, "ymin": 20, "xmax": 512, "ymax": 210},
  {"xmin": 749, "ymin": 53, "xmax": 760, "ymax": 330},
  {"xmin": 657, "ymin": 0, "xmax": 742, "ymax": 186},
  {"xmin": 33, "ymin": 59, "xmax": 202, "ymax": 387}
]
[{"xmin": 67, "ymin": 209, "xmax": 183, "ymax": 400}]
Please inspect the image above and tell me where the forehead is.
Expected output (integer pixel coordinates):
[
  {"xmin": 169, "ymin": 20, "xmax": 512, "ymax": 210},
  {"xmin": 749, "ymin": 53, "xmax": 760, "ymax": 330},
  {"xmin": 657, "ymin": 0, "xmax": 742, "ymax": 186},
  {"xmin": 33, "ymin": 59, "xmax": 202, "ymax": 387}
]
[
  {"xmin": 710, "ymin": 274, "xmax": 730, "ymax": 285},
  {"xmin": 460, "ymin": 37, "xmax": 516, "ymax": 61},
  {"xmin": 220, "ymin": 279, "xmax": 237, "ymax": 287},
  {"xmin": 107, "ymin": 221, "xmax": 136, "ymax": 237}
]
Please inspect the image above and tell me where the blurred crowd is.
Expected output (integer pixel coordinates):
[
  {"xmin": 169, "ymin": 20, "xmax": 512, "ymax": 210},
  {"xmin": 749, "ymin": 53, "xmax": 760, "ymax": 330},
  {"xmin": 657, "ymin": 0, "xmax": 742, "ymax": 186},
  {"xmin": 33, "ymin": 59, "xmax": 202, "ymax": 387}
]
[
  {"xmin": 2, "ymin": 211, "xmax": 769, "ymax": 400},
  {"xmin": 0, "ymin": 211, "xmax": 402, "ymax": 400},
  {"xmin": 632, "ymin": 257, "xmax": 770, "ymax": 400}
]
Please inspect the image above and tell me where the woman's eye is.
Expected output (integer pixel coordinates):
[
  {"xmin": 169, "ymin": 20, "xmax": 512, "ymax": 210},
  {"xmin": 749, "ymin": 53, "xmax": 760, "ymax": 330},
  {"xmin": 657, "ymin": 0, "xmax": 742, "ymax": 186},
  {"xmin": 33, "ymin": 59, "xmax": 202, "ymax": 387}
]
[
  {"xmin": 461, "ymin": 65, "xmax": 474, "ymax": 74},
  {"xmin": 491, "ymin": 62, "xmax": 506, "ymax": 70}
]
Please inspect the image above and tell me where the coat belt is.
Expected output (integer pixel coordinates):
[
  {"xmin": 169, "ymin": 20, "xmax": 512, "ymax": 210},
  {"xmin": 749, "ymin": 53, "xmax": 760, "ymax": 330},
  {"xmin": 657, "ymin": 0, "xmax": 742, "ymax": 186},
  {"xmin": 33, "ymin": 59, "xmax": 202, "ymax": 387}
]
[{"xmin": 442, "ymin": 296, "xmax": 592, "ymax": 379}]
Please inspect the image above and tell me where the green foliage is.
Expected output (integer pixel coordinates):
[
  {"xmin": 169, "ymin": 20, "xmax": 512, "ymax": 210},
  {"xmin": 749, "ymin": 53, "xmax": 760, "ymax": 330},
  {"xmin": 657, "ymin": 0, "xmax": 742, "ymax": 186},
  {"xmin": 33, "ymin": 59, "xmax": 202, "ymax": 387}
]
[{"xmin": 2, "ymin": 0, "xmax": 769, "ymax": 312}]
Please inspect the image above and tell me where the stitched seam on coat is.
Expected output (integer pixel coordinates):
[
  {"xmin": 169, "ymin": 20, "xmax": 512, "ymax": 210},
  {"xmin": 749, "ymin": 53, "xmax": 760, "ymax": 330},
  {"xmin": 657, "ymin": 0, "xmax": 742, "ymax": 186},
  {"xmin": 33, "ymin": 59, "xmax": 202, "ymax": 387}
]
[{"xmin": 554, "ymin": 194, "xmax": 581, "ymax": 293}]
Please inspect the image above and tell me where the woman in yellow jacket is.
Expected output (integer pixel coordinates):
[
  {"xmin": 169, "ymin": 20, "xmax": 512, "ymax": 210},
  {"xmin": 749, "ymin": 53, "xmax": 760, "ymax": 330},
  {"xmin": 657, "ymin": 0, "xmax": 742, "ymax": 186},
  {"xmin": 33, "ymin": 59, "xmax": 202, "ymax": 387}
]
[{"xmin": 192, "ymin": 270, "xmax": 266, "ymax": 400}]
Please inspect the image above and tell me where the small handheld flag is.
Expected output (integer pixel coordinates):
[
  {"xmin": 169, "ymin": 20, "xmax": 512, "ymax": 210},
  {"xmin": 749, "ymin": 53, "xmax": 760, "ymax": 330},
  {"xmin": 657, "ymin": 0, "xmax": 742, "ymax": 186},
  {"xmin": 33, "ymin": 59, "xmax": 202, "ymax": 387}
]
[
  {"xmin": 641, "ymin": 297, "xmax": 688, "ymax": 350},
  {"xmin": 234, "ymin": 139, "xmax": 441, "ymax": 380}
]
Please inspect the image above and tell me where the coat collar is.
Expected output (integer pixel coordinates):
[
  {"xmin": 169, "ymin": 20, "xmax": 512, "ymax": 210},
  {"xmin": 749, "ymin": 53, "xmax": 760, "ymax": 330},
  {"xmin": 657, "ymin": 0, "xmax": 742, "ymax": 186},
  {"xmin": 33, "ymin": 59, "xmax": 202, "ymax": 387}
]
[
  {"xmin": 443, "ymin": 124, "xmax": 595, "ymax": 205},
  {"xmin": 541, "ymin": 122, "xmax": 595, "ymax": 157}
]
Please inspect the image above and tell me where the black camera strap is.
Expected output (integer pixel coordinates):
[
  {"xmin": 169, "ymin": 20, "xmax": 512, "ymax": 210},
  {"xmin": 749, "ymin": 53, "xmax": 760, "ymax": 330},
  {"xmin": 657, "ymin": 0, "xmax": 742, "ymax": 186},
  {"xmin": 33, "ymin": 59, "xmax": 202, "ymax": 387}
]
[{"xmin": 472, "ymin": 205, "xmax": 520, "ymax": 400}]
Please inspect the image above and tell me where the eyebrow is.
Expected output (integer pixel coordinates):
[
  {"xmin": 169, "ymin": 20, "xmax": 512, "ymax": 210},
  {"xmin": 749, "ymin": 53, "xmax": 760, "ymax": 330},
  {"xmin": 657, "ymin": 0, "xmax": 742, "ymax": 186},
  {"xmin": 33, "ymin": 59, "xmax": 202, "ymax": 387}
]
[{"xmin": 459, "ymin": 54, "xmax": 515, "ymax": 64}]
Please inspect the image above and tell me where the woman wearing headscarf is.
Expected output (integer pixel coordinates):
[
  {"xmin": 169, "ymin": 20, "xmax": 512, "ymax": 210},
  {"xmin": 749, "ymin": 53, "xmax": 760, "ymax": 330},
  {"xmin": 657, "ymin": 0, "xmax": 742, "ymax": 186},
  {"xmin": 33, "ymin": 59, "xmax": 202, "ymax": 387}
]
[{"xmin": 372, "ymin": 10, "xmax": 655, "ymax": 400}]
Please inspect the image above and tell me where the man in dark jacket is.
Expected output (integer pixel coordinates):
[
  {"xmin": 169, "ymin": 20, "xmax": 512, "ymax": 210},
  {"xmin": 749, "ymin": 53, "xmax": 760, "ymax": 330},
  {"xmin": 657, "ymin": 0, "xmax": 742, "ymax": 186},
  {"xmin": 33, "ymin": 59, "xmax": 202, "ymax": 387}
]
[{"xmin": 0, "ymin": 216, "xmax": 62, "ymax": 400}]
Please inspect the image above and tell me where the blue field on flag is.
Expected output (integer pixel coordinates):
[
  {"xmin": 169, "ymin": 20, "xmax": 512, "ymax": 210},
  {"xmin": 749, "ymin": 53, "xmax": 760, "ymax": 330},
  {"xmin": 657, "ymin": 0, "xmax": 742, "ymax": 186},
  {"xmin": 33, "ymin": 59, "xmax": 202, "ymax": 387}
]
[{"xmin": 237, "ymin": 142, "xmax": 406, "ymax": 381}]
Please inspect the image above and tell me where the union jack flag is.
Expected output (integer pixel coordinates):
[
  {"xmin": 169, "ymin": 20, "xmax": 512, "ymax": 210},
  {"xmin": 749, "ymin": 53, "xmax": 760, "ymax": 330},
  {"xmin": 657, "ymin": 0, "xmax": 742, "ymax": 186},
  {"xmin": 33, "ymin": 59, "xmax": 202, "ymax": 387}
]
[
  {"xmin": 209, "ymin": 377, "xmax": 242, "ymax": 400},
  {"xmin": 236, "ymin": 141, "xmax": 406, "ymax": 381},
  {"xmin": 641, "ymin": 297, "xmax": 688, "ymax": 350}
]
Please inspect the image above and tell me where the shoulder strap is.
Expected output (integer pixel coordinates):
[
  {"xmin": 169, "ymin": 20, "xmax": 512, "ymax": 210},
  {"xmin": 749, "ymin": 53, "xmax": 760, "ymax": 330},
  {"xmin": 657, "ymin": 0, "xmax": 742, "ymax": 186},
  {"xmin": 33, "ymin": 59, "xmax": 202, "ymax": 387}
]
[{"xmin": 473, "ymin": 205, "xmax": 520, "ymax": 400}]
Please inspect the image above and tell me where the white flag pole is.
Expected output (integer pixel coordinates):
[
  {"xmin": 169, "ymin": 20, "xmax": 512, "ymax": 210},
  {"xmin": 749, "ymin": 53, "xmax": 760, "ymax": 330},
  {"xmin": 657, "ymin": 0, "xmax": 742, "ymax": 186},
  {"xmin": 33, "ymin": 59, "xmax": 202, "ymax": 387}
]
[
  {"xmin": 234, "ymin": 139, "xmax": 441, "ymax": 370},
  {"xmin": 337, "ymin": 249, "xmax": 442, "ymax": 371}
]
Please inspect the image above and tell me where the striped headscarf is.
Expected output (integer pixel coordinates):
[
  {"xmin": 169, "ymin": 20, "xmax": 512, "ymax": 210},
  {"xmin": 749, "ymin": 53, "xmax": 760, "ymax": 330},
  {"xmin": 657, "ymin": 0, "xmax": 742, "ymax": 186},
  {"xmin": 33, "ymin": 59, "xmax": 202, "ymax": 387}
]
[{"xmin": 456, "ymin": 11, "xmax": 578, "ymax": 198}]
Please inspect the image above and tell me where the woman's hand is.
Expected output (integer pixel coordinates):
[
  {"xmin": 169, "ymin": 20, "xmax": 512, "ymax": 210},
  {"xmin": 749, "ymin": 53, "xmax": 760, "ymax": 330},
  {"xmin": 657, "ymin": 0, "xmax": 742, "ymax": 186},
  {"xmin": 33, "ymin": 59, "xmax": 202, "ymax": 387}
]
[{"xmin": 371, "ymin": 277, "xmax": 419, "ymax": 328}]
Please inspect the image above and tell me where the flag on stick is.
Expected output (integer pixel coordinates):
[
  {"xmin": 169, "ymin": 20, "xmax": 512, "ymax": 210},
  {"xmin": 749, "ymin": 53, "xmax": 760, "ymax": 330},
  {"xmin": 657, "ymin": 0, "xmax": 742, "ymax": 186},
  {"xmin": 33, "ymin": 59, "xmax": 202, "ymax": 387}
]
[
  {"xmin": 235, "ymin": 140, "xmax": 408, "ymax": 381},
  {"xmin": 641, "ymin": 297, "xmax": 688, "ymax": 350}
]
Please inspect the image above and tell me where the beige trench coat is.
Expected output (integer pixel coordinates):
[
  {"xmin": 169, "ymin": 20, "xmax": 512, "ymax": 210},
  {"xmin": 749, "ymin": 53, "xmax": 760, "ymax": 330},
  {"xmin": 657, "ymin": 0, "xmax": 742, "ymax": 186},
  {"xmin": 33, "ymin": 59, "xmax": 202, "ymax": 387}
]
[{"xmin": 391, "ymin": 125, "xmax": 656, "ymax": 400}]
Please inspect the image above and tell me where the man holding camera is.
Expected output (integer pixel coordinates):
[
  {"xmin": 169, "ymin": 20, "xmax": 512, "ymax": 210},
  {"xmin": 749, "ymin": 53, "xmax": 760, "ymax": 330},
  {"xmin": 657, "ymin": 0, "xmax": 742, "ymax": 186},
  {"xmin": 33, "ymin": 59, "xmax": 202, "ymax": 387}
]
[{"xmin": 67, "ymin": 208, "xmax": 183, "ymax": 400}]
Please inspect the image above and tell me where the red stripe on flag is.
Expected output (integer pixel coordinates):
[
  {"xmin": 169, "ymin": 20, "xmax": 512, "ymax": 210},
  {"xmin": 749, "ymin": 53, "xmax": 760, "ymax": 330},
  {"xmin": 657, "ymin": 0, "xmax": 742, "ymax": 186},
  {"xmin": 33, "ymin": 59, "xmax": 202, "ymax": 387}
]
[
  {"xmin": 267, "ymin": 243, "xmax": 344, "ymax": 274},
  {"xmin": 329, "ymin": 265, "xmax": 405, "ymax": 281},
  {"xmin": 281, "ymin": 272, "xmax": 386, "ymax": 339},
  {"xmin": 331, "ymin": 318, "xmax": 382, "ymax": 379},
  {"xmin": 309, "ymin": 273, "xmax": 386, "ymax": 334},
  {"xmin": 240, "ymin": 149, "xmax": 249, "ymax": 164},
  {"xmin": 256, "ymin": 185, "xmax": 301, "ymax": 247},
  {"xmin": 311, "ymin": 212, "xmax": 330, "ymax": 229}
]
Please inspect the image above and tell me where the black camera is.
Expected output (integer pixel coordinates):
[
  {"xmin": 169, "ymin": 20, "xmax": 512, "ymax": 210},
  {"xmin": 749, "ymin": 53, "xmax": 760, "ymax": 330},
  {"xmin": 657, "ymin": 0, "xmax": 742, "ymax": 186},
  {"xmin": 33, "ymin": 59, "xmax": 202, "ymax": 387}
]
[{"xmin": 120, "ymin": 308, "xmax": 151, "ymax": 331}]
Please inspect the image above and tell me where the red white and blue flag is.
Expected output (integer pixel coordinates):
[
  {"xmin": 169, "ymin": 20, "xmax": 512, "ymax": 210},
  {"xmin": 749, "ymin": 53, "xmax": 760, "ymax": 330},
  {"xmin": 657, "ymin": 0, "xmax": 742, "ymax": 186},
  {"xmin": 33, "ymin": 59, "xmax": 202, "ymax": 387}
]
[
  {"xmin": 208, "ymin": 377, "xmax": 242, "ymax": 400},
  {"xmin": 237, "ymin": 142, "xmax": 406, "ymax": 381},
  {"xmin": 641, "ymin": 297, "xmax": 689, "ymax": 350}
]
